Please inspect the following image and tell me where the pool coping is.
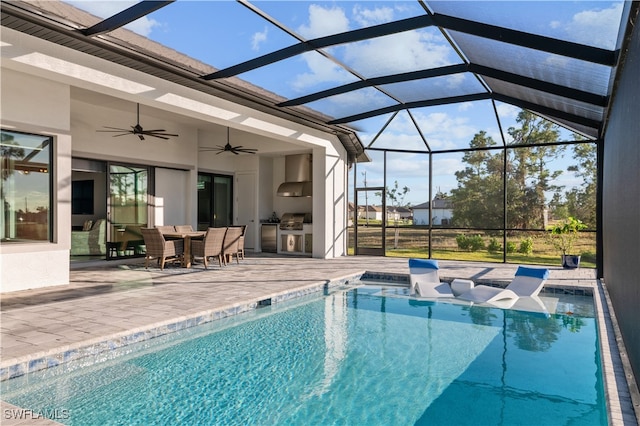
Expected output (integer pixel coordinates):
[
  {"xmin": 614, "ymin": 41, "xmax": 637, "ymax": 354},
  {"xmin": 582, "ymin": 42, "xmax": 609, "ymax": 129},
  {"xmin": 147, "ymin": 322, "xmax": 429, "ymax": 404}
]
[{"xmin": 1, "ymin": 271, "xmax": 637, "ymax": 425}]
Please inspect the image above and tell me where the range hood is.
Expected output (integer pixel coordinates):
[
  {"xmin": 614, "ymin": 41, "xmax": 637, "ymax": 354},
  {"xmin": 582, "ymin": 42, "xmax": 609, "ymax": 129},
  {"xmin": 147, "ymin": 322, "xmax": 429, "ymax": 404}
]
[{"xmin": 277, "ymin": 154, "xmax": 312, "ymax": 197}]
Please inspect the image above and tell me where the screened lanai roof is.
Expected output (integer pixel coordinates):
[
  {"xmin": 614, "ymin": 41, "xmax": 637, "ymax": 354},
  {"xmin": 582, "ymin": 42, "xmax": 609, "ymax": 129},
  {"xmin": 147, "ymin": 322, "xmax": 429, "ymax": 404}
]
[{"xmin": 1, "ymin": 1, "xmax": 633, "ymax": 158}]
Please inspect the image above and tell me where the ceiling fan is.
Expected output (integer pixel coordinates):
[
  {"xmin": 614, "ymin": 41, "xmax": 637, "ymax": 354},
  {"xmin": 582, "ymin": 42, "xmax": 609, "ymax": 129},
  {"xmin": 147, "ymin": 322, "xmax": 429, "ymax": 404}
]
[
  {"xmin": 199, "ymin": 127, "xmax": 257, "ymax": 155},
  {"xmin": 97, "ymin": 103, "xmax": 178, "ymax": 140}
]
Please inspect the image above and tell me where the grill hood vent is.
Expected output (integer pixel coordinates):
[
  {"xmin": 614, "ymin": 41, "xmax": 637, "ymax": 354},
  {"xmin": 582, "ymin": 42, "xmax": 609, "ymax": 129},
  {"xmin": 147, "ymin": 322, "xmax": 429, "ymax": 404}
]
[{"xmin": 277, "ymin": 154, "xmax": 312, "ymax": 197}]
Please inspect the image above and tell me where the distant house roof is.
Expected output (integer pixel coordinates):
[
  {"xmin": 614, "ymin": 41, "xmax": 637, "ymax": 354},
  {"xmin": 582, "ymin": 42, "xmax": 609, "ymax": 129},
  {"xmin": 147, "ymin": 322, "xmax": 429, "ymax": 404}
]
[
  {"xmin": 412, "ymin": 198, "xmax": 453, "ymax": 210},
  {"xmin": 358, "ymin": 205, "xmax": 381, "ymax": 212}
]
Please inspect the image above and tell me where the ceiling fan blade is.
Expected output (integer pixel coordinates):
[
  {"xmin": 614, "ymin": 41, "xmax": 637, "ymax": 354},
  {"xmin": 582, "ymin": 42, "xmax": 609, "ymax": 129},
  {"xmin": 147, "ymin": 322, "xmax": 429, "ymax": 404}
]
[
  {"xmin": 97, "ymin": 103, "xmax": 178, "ymax": 141},
  {"xmin": 98, "ymin": 127, "xmax": 130, "ymax": 132},
  {"xmin": 96, "ymin": 132, "xmax": 133, "ymax": 138},
  {"xmin": 146, "ymin": 133, "xmax": 170, "ymax": 140}
]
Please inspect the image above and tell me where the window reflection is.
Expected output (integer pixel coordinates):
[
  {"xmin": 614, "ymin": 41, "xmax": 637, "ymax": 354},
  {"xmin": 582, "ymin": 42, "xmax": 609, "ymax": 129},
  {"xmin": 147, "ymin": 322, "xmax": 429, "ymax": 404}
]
[{"xmin": 1, "ymin": 130, "xmax": 52, "ymax": 242}]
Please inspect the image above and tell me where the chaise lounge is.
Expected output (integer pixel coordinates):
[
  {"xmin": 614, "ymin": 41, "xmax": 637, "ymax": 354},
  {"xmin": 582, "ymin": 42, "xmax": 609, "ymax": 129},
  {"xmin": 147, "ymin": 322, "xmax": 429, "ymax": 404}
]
[
  {"xmin": 408, "ymin": 258, "xmax": 454, "ymax": 298},
  {"xmin": 456, "ymin": 266, "xmax": 549, "ymax": 306}
]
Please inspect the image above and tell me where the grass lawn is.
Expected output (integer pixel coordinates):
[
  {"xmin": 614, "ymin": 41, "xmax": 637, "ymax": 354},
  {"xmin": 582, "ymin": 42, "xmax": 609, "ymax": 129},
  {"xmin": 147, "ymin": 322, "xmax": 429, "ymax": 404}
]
[{"xmin": 347, "ymin": 226, "xmax": 596, "ymax": 268}]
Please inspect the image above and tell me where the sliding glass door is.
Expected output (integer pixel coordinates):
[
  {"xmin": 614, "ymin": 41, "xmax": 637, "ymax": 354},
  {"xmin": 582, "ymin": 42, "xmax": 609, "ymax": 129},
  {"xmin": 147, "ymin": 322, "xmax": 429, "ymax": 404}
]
[
  {"xmin": 108, "ymin": 164, "xmax": 149, "ymax": 259},
  {"xmin": 197, "ymin": 173, "xmax": 233, "ymax": 230}
]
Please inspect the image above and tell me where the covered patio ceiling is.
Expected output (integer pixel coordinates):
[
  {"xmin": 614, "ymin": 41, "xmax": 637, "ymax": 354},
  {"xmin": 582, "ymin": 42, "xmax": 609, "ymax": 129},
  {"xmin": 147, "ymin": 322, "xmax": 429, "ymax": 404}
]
[{"xmin": 2, "ymin": 1, "xmax": 634, "ymax": 157}]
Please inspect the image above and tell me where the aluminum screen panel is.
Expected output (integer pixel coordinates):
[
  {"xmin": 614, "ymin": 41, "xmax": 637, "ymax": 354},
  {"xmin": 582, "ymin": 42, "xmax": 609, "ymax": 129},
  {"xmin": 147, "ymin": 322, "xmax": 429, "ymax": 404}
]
[
  {"xmin": 380, "ymin": 73, "xmax": 486, "ymax": 104},
  {"xmin": 231, "ymin": 50, "xmax": 360, "ymax": 101},
  {"xmin": 486, "ymin": 77, "xmax": 604, "ymax": 123},
  {"xmin": 304, "ymin": 86, "xmax": 399, "ymax": 120},
  {"xmin": 127, "ymin": 1, "xmax": 301, "ymax": 70},
  {"xmin": 253, "ymin": 1, "xmax": 427, "ymax": 37},
  {"xmin": 448, "ymin": 31, "xmax": 612, "ymax": 96},
  {"xmin": 334, "ymin": 28, "xmax": 463, "ymax": 79}
]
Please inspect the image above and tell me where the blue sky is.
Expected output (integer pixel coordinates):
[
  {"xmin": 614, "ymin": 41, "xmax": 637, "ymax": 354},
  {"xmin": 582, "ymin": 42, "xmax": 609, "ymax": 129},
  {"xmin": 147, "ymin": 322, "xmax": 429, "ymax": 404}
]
[{"xmin": 65, "ymin": 1, "xmax": 623, "ymax": 205}]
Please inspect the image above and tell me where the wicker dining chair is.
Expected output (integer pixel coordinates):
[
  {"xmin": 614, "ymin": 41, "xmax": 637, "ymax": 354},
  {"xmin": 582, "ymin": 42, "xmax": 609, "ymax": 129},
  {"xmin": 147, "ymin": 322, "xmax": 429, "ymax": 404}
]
[
  {"xmin": 141, "ymin": 227, "xmax": 184, "ymax": 270},
  {"xmin": 175, "ymin": 225, "xmax": 193, "ymax": 232},
  {"xmin": 191, "ymin": 227, "xmax": 226, "ymax": 269},
  {"xmin": 235, "ymin": 225, "xmax": 247, "ymax": 260},
  {"xmin": 222, "ymin": 226, "xmax": 243, "ymax": 265},
  {"xmin": 155, "ymin": 225, "xmax": 176, "ymax": 234}
]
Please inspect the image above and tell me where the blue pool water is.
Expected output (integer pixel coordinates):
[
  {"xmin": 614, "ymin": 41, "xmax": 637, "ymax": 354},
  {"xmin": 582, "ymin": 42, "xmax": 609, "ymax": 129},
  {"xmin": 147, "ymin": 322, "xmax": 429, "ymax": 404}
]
[{"xmin": 2, "ymin": 284, "xmax": 607, "ymax": 425}]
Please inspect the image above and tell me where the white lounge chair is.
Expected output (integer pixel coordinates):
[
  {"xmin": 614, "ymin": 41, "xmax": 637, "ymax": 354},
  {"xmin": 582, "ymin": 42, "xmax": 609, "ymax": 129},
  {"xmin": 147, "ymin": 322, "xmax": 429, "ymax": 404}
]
[
  {"xmin": 408, "ymin": 258, "xmax": 454, "ymax": 298},
  {"xmin": 456, "ymin": 266, "xmax": 549, "ymax": 305}
]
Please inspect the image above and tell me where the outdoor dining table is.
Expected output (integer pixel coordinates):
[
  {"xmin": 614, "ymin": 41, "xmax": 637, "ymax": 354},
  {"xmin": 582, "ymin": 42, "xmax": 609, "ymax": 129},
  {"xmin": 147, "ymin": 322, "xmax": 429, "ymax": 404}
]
[{"xmin": 161, "ymin": 231, "xmax": 206, "ymax": 268}]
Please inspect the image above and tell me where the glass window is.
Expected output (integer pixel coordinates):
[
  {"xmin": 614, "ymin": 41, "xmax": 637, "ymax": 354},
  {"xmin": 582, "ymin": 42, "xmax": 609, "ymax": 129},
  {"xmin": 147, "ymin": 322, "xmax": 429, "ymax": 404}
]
[
  {"xmin": 1, "ymin": 130, "xmax": 52, "ymax": 242},
  {"xmin": 197, "ymin": 173, "xmax": 233, "ymax": 230}
]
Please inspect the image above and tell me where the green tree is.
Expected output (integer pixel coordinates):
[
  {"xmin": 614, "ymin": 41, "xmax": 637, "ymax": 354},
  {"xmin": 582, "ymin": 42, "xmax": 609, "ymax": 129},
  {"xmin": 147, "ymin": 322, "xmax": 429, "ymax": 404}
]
[
  {"xmin": 565, "ymin": 142, "xmax": 597, "ymax": 228},
  {"xmin": 506, "ymin": 111, "xmax": 565, "ymax": 229},
  {"xmin": 450, "ymin": 131, "xmax": 503, "ymax": 228}
]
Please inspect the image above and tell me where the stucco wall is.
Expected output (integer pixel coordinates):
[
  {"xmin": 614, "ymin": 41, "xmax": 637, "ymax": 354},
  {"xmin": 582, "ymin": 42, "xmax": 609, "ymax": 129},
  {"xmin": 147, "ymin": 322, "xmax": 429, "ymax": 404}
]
[
  {"xmin": 602, "ymin": 11, "xmax": 640, "ymax": 382},
  {"xmin": 0, "ymin": 70, "xmax": 72, "ymax": 291}
]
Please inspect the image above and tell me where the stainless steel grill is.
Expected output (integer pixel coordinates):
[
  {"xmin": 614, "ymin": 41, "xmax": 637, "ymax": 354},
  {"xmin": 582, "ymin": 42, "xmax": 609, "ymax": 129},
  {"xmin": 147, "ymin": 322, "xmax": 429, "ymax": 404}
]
[{"xmin": 279, "ymin": 213, "xmax": 311, "ymax": 230}]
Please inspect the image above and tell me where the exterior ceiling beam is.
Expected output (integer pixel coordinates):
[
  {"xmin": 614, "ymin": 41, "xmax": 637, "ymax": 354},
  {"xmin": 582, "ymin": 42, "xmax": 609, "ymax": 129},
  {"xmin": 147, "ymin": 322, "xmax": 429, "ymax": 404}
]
[
  {"xmin": 202, "ymin": 15, "xmax": 434, "ymax": 80},
  {"xmin": 328, "ymin": 93, "xmax": 490, "ymax": 124},
  {"xmin": 278, "ymin": 64, "xmax": 468, "ymax": 107},
  {"xmin": 280, "ymin": 62, "xmax": 606, "ymax": 109},
  {"xmin": 81, "ymin": 1, "xmax": 174, "ymax": 37}
]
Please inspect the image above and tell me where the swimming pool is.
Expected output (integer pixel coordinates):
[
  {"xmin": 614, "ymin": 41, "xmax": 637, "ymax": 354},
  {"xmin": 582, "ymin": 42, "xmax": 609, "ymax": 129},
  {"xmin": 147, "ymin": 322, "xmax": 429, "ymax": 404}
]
[{"xmin": 1, "ymin": 283, "xmax": 607, "ymax": 425}]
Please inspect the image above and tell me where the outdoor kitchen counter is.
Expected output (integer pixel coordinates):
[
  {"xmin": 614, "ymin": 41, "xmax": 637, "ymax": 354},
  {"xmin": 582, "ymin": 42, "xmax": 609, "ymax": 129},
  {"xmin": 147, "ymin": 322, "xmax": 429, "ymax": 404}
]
[{"xmin": 278, "ymin": 223, "xmax": 312, "ymax": 256}]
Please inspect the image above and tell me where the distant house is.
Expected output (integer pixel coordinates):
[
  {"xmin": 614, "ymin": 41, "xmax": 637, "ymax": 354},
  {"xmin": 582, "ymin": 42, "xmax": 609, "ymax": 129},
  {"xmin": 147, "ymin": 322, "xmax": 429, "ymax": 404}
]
[
  {"xmin": 411, "ymin": 196, "xmax": 453, "ymax": 225},
  {"xmin": 359, "ymin": 205, "xmax": 382, "ymax": 221},
  {"xmin": 348, "ymin": 202, "xmax": 356, "ymax": 226},
  {"xmin": 356, "ymin": 205, "xmax": 411, "ymax": 222},
  {"xmin": 395, "ymin": 206, "xmax": 413, "ymax": 221}
]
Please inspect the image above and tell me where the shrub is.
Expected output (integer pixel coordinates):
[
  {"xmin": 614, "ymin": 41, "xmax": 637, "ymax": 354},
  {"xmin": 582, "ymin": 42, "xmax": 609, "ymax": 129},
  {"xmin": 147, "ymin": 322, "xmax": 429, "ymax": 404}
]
[
  {"xmin": 487, "ymin": 238, "xmax": 501, "ymax": 254},
  {"xmin": 518, "ymin": 237, "xmax": 533, "ymax": 256},
  {"xmin": 456, "ymin": 234, "xmax": 470, "ymax": 250},
  {"xmin": 506, "ymin": 241, "xmax": 517, "ymax": 253},
  {"xmin": 469, "ymin": 235, "xmax": 485, "ymax": 252},
  {"xmin": 548, "ymin": 216, "xmax": 587, "ymax": 255},
  {"xmin": 581, "ymin": 251, "xmax": 596, "ymax": 263}
]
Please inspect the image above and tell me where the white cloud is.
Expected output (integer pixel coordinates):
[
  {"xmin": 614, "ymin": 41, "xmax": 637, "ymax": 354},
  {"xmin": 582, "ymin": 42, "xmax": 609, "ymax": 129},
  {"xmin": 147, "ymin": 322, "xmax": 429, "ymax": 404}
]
[
  {"xmin": 414, "ymin": 111, "xmax": 476, "ymax": 143},
  {"xmin": 352, "ymin": 5, "xmax": 395, "ymax": 26},
  {"xmin": 457, "ymin": 102, "xmax": 473, "ymax": 112},
  {"xmin": 298, "ymin": 4, "xmax": 349, "ymax": 39},
  {"xmin": 292, "ymin": 4, "xmax": 455, "ymax": 94},
  {"xmin": 252, "ymin": 26, "xmax": 268, "ymax": 51},
  {"xmin": 496, "ymin": 103, "xmax": 520, "ymax": 120},
  {"xmin": 343, "ymin": 29, "xmax": 453, "ymax": 76},
  {"xmin": 563, "ymin": 2, "xmax": 623, "ymax": 49},
  {"xmin": 387, "ymin": 156, "xmax": 428, "ymax": 175},
  {"xmin": 432, "ymin": 157, "xmax": 463, "ymax": 177},
  {"xmin": 290, "ymin": 51, "xmax": 354, "ymax": 92},
  {"xmin": 66, "ymin": 1, "xmax": 160, "ymax": 37}
]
